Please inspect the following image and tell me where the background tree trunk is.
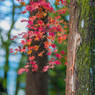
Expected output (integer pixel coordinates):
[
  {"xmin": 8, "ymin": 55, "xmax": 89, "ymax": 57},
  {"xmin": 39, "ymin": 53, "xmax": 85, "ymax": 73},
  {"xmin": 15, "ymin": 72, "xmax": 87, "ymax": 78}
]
[
  {"xmin": 66, "ymin": 0, "xmax": 95, "ymax": 95},
  {"xmin": 26, "ymin": 0, "xmax": 48, "ymax": 95}
]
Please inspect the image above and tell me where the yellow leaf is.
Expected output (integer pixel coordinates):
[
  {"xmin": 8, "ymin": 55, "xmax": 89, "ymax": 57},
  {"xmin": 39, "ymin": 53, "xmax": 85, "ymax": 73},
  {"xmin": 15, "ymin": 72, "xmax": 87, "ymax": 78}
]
[
  {"xmin": 44, "ymin": 13, "xmax": 47, "ymax": 16},
  {"xmin": 27, "ymin": 42, "xmax": 31, "ymax": 46},
  {"xmin": 27, "ymin": 50, "xmax": 32, "ymax": 55}
]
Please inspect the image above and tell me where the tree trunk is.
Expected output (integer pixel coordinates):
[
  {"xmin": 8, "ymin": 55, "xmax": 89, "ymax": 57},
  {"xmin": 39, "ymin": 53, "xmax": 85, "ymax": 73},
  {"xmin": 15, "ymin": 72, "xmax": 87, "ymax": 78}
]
[
  {"xmin": 66, "ymin": 0, "xmax": 95, "ymax": 95},
  {"xmin": 26, "ymin": 0, "xmax": 48, "ymax": 95}
]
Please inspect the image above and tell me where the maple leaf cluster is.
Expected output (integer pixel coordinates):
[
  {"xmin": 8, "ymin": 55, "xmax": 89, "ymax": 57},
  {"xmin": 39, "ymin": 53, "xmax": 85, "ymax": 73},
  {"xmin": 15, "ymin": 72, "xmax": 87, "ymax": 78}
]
[{"xmin": 10, "ymin": 0, "xmax": 68, "ymax": 75}]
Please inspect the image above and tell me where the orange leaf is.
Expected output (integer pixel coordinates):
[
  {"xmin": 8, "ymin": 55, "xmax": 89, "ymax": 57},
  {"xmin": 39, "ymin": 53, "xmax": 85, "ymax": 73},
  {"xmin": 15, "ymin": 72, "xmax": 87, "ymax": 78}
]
[
  {"xmin": 38, "ymin": 50, "xmax": 44, "ymax": 57},
  {"xmin": 47, "ymin": 48, "xmax": 52, "ymax": 51},
  {"xmin": 38, "ymin": 53, "xmax": 43, "ymax": 57},
  {"xmin": 57, "ymin": 32, "xmax": 62, "ymax": 36},
  {"xmin": 34, "ymin": 45, "xmax": 39, "ymax": 51},
  {"xmin": 13, "ymin": 52, "xmax": 18, "ymax": 55},
  {"xmin": 20, "ymin": 1, "xmax": 26, "ymax": 6}
]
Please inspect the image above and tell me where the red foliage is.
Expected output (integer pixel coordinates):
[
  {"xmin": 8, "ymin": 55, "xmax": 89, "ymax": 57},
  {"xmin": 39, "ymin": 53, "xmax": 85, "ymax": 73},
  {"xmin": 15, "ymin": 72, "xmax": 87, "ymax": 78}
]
[{"xmin": 10, "ymin": 0, "xmax": 68, "ymax": 74}]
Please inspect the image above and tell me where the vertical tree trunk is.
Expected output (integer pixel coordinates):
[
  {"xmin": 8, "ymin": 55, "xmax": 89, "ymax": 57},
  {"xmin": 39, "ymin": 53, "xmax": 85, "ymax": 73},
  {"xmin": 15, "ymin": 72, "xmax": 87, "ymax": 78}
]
[
  {"xmin": 26, "ymin": 0, "xmax": 48, "ymax": 95},
  {"xmin": 66, "ymin": 0, "xmax": 95, "ymax": 95}
]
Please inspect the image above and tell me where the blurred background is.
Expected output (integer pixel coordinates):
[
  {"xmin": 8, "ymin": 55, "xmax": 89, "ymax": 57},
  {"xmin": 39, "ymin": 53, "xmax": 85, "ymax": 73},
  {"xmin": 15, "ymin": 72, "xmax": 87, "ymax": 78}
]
[{"xmin": 0, "ymin": 0, "xmax": 69, "ymax": 95}]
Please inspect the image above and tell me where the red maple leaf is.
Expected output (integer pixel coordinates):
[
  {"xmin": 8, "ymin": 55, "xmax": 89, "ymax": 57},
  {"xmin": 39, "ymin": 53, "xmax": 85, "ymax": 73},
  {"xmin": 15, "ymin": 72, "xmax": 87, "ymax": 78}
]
[
  {"xmin": 61, "ymin": 50, "xmax": 66, "ymax": 55},
  {"xmin": 21, "ymin": 48, "xmax": 26, "ymax": 53},
  {"xmin": 54, "ymin": 60, "xmax": 61, "ymax": 65},
  {"xmin": 30, "ymin": 61, "xmax": 36, "ymax": 65},
  {"xmin": 51, "ymin": 44, "xmax": 56, "ymax": 49},
  {"xmin": 46, "ymin": 52, "xmax": 52, "ymax": 55},
  {"xmin": 55, "ymin": 53, "xmax": 62, "ymax": 59},
  {"xmin": 32, "ymin": 64, "xmax": 38, "ymax": 69},
  {"xmin": 49, "ymin": 32, "xmax": 55, "ymax": 37},
  {"xmin": 43, "ymin": 66, "xmax": 49, "ymax": 72},
  {"xmin": 20, "ymin": 40, "xmax": 26, "ymax": 45},
  {"xmin": 28, "ymin": 56, "xmax": 35, "ymax": 61},
  {"xmin": 18, "ymin": 68, "xmax": 25, "ymax": 75},
  {"xmin": 15, "ymin": 48, "xmax": 19, "ymax": 52}
]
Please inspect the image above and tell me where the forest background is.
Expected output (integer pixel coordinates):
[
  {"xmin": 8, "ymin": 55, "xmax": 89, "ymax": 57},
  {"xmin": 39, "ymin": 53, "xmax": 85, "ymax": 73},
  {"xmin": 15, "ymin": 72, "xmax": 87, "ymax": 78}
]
[{"xmin": 0, "ymin": 0, "xmax": 69, "ymax": 95}]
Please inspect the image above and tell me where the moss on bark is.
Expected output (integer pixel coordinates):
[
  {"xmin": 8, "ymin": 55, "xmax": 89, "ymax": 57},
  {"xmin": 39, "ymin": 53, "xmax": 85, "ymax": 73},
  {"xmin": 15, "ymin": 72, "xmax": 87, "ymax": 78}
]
[{"xmin": 76, "ymin": 0, "xmax": 95, "ymax": 94}]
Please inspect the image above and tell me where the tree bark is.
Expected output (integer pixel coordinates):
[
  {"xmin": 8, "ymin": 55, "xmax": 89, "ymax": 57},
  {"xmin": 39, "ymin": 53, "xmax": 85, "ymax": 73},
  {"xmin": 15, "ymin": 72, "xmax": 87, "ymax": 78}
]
[
  {"xmin": 66, "ymin": 0, "xmax": 95, "ymax": 95},
  {"xmin": 26, "ymin": 0, "xmax": 48, "ymax": 95}
]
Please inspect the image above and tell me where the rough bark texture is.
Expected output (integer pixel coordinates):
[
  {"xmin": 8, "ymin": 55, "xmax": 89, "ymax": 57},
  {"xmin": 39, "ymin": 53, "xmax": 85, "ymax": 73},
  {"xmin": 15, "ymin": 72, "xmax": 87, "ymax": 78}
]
[
  {"xmin": 66, "ymin": 0, "xmax": 95, "ymax": 95},
  {"xmin": 26, "ymin": 0, "xmax": 48, "ymax": 95}
]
